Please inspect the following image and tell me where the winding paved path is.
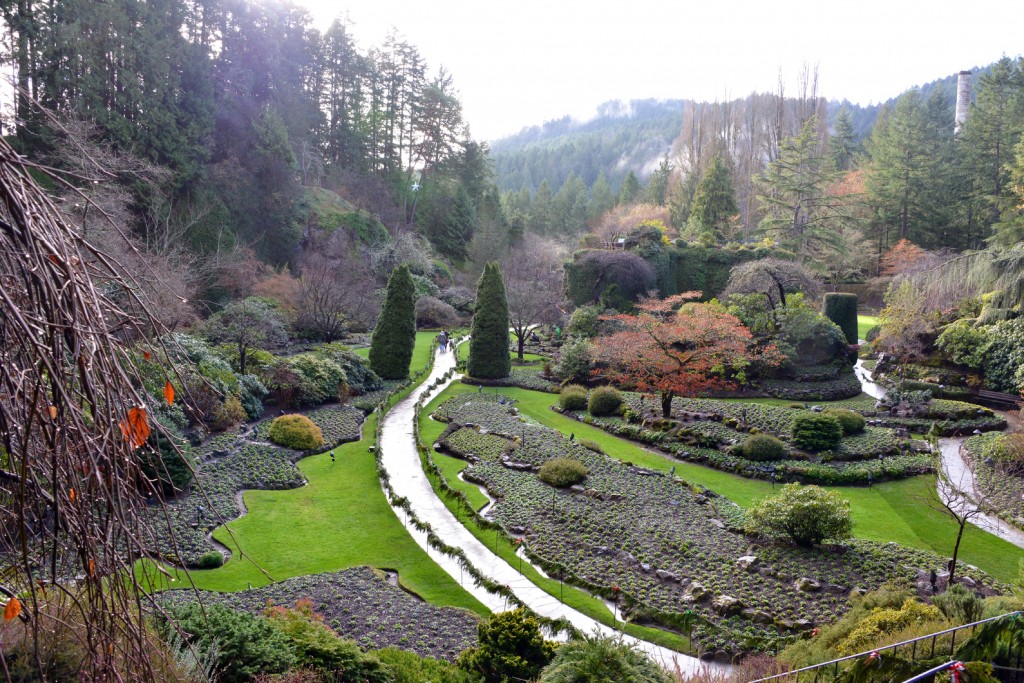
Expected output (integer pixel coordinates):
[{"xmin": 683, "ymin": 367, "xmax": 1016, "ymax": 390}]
[
  {"xmin": 377, "ymin": 346, "xmax": 724, "ymax": 676},
  {"xmin": 856, "ymin": 358, "xmax": 1024, "ymax": 549}
]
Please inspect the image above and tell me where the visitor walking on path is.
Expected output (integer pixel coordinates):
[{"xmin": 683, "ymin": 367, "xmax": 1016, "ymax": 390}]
[{"xmin": 437, "ymin": 330, "xmax": 449, "ymax": 353}]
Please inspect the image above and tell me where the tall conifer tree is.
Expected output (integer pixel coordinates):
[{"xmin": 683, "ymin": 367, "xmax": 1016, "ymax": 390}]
[
  {"xmin": 468, "ymin": 263, "xmax": 511, "ymax": 379},
  {"xmin": 369, "ymin": 264, "xmax": 417, "ymax": 379}
]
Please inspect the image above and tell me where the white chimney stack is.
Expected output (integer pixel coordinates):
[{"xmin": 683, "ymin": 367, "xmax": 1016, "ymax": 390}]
[{"xmin": 955, "ymin": 70, "xmax": 972, "ymax": 135}]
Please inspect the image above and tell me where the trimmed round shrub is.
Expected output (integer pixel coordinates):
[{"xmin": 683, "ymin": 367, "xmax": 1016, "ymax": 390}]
[
  {"xmin": 268, "ymin": 414, "xmax": 325, "ymax": 451},
  {"xmin": 791, "ymin": 413, "xmax": 843, "ymax": 452},
  {"xmin": 823, "ymin": 292, "xmax": 859, "ymax": 344},
  {"xmin": 745, "ymin": 483, "xmax": 853, "ymax": 547},
  {"xmin": 457, "ymin": 608, "xmax": 555, "ymax": 683},
  {"xmin": 824, "ymin": 408, "xmax": 866, "ymax": 435},
  {"xmin": 588, "ymin": 386, "xmax": 623, "ymax": 416},
  {"xmin": 558, "ymin": 385, "xmax": 588, "ymax": 411},
  {"xmin": 538, "ymin": 458, "xmax": 588, "ymax": 487},
  {"xmin": 196, "ymin": 551, "xmax": 224, "ymax": 569},
  {"xmin": 737, "ymin": 434, "xmax": 787, "ymax": 461},
  {"xmin": 865, "ymin": 324, "xmax": 882, "ymax": 342},
  {"xmin": 578, "ymin": 439, "xmax": 604, "ymax": 454}
]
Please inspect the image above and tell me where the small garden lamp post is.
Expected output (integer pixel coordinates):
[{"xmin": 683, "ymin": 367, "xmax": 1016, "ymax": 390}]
[{"xmin": 682, "ymin": 609, "xmax": 696, "ymax": 649}]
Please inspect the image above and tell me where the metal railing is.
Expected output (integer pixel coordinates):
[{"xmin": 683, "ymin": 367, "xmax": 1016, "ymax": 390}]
[{"xmin": 750, "ymin": 611, "xmax": 1022, "ymax": 683}]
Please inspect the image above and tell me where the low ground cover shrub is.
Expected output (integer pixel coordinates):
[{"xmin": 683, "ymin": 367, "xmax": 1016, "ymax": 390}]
[
  {"xmin": 159, "ymin": 603, "xmax": 297, "ymax": 683},
  {"xmin": 791, "ymin": 413, "xmax": 843, "ymax": 451},
  {"xmin": 161, "ymin": 567, "xmax": 479, "ymax": 662},
  {"xmin": 538, "ymin": 458, "xmax": 588, "ymax": 487},
  {"xmin": 588, "ymin": 386, "xmax": 622, "ymax": 416},
  {"xmin": 269, "ymin": 414, "xmax": 325, "ymax": 451},
  {"xmin": 558, "ymin": 385, "xmax": 588, "ymax": 411}
]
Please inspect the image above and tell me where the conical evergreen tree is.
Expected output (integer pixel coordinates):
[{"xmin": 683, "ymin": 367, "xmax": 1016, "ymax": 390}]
[
  {"xmin": 468, "ymin": 263, "xmax": 511, "ymax": 379},
  {"xmin": 369, "ymin": 264, "xmax": 417, "ymax": 379}
]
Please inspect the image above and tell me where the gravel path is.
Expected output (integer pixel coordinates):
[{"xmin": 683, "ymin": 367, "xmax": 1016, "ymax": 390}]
[{"xmin": 377, "ymin": 345, "xmax": 725, "ymax": 676}]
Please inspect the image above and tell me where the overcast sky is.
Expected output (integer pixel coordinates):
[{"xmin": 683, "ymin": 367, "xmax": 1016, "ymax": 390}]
[{"xmin": 298, "ymin": 0, "xmax": 1024, "ymax": 141}]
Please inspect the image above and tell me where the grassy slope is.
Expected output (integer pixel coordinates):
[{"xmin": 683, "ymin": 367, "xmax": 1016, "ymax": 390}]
[
  {"xmin": 423, "ymin": 383, "xmax": 1022, "ymax": 583},
  {"xmin": 858, "ymin": 314, "xmax": 880, "ymax": 341},
  {"xmin": 165, "ymin": 333, "xmax": 486, "ymax": 615}
]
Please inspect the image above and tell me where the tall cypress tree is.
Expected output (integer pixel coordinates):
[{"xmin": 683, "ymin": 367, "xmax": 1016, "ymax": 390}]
[
  {"xmin": 369, "ymin": 264, "xmax": 417, "ymax": 379},
  {"xmin": 468, "ymin": 263, "xmax": 511, "ymax": 379}
]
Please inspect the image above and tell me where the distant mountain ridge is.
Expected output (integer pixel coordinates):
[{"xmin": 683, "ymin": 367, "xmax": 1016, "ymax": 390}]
[{"xmin": 491, "ymin": 64, "xmax": 994, "ymax": 194}]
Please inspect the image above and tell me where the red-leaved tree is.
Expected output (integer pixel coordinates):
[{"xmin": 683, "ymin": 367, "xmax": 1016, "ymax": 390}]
[{"xmin": 593, "ymin": 293, "xmax": 783, "ymax": 417}]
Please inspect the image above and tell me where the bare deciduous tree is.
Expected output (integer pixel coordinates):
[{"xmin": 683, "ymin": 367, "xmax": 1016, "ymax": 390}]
[
  {"xmin": 722, "ymin": 258, "xmax": 822, "ymax": 313},
  {"xmin": 297, "ymin": 256, "xmax": 348, "ymax": 342},
  {"xmin": 0, "ymin": 132, "xmax": 187, "ymax": 681},
  {"xmin": 503, "ymin": 240, "xmax": 567, "ymax": 360}
]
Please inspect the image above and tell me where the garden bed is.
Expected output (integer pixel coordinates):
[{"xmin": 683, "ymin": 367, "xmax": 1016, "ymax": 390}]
[
  {"xmin": 431, "ymin": 394, "xmax": 998, "ymax": 654},
  {"xmin": 554, "ymin": 394, "xmax": 932, "ymax": 486},
  {"xmin": 964, "ymin": 433, "xmax": 1024, "ymax": 531},
  {"xmin": 158, "ymin": 566, "xmax": 479, "ymax": 661},
  {"xmin": 152, "ymin": 406, "xmax": 368, "ymax": 567}
]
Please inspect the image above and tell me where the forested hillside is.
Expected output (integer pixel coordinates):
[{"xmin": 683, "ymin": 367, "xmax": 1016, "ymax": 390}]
[
  {"xmin": 491, "ymin": 65, "xmax": 989, "ymax": 197},
  {"xmin": 0, "ymin": 0, "xmax": 497, "ymax": 321}
]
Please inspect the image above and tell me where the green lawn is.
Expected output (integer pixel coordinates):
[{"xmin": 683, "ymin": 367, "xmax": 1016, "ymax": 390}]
[
  {"xmin": 858, "ymin": 314, "xmax": 880, "ymax": 341},
  {"xmin": 456, "ymin": 344, "xmax": 543, "ymax": 365},
  {"xmin": 352, "ymin": 330, "xmax": 437, "ymax": 376},
  {"xmin": 151, "ymin": 333, "xmax": 486, "ymax": 615},
  {"xmin": 422, "ymin": 383, "xmax": 1023, "ymax": 583}
]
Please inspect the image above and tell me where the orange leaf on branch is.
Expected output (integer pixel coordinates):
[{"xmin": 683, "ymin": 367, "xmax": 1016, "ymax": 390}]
[
  {"xmin": 163, "ymin": 381, "xmax": 175, "ymax": 406},
  {"xmin": 4, "ymin": 597, "xmax": 21, "ymax": 620},
  {"xmin": 120, "ymin": 407, "xmax": 150, "ymax": 450}
]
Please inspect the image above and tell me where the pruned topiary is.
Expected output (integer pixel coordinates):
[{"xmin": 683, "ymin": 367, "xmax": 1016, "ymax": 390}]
[
  {"xmin": 468, "ymin": 263, "xmax": 511, "ymax": 379},
  {"xmin": 823, "ymin": 292, "xmax": 858, "ymax": 345},
  {"xmin": 538, "ymin": 458, "xmax": 588, "ymax": 487},
  {"xmin": 268, "ymin": 414, "xmax": 324, "ymax": 451},
  {"xmin": 369, "ymin": 264, "xmax": 417, "ymax": 380},
  {"xmin": 791, "ymin": 413, "xmax": 843, "ymax": 452}
]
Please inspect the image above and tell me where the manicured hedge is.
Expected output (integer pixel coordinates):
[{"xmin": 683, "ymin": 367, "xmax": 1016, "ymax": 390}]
[
  {"xmin": 823, "ymin": 292, "xmax": 858, "ymax": 344},
  {"xmin": 791, "ymin": 413, "xmax": 843, "ymax": 452}
]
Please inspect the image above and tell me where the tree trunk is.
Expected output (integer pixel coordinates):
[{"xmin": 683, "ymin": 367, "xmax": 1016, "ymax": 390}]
[
  {"xmin": 239, "ymin": 343, "xmax": 247, "ymax": 376},
  {"xmin": 661, "ymin": 390, "xmax": 673, "ymax": 419},
  {"xmin": 517, "ymin": 334, "xmax": 525, "ymax": 361},
  {"xmin": 949, "ymin": 521, "xmax": 965, "ymax": 586}
]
